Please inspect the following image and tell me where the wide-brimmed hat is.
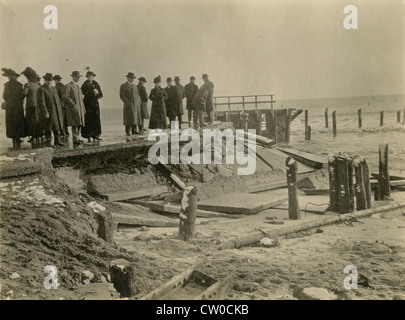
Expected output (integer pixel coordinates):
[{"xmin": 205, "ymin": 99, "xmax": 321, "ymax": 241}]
[
  {"xmin": 166, "ymin": 77, "xmax": 172, "ymax": 82},
  {"xmin": 153, "ymin": 75, "xmax": 161, "ymax": 83},
  {"xmin": 43, "ymin": 73, "xmax": 53, "ymax": 81},
  {"xmin": 71, "ymin": 71, "xmax": 82, "ymax": 77},
  {"xmin": 174, "ymin": 76, "xmax": 180, "ymax": 81},
  {"xmin": 190, "ymin": 76, "xmax": 196, "ymax": 80},
  {"xmin": 1, "ymin": 68, "xmax": 20, "ymax": 78},
  {"xmin": 202, "ymin": 73, "xmax": 209, "ymax": 79},
  {"xmin": 138, "ymin": 77, "xmax": 147, "ymax": 83},
  {"xmin": 126, "ymin": 72, "xmax": 136, "ymax": 78},
  {"xmin": 53, "ymin": 75, "xmax": 62, "ymax": 81},
  {"xmin": 86, "ymin": 71, "xmax": 96, "ymax": 77},
  {"xmin": 21, "ymin": 67, "xmax": 37, "ymax": 79}
]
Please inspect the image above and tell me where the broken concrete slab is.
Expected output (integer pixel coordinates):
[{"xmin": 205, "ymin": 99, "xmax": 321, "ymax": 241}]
[
  {"xmin": 197, "ymin": 191, "xmax": 288, "ymax": 215},
  {"xmin": 111, "ymin": 213, "xmax": 178, "ymax": 227},
  {"xmin": 0, "ymin": 160, "xmax": 42, "ymax": 179},
  {"xmin": 274, "ymin": 146, "xmax": 327, "ymax": 169},
  {"xmin": 273, "ymin": 194, "xmax": 330, "ymax": 214},
  {"xmin": 100, "ymin": 185, "xmax": 168, "ymax": 201}
]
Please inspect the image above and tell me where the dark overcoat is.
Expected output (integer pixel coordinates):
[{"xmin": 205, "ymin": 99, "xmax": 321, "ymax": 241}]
[
  {"xmin": 174, "ymin": 83, "xmax": 185, "ymax": 115},
  {"xmin": 3, "ymin": 79, "xmax": 25, "ymax": 139},
  {"xmin": 37, "ymin": 84, "xmax": 64, "ymax": 132},
  {"xmin": 23, "ymin": 81, "xmax": 41, "ymax": 136},
  {"xmin": 149, "ymin": 87, "xmax": 168, "ymax": 129},
  {"xmin": 165, "ymin": 85, "xmax": 179, "ymax": 118},
  {"xmin": 81, "ymin": 79, "xmax": 103, "ymax": 138},
  {"xmin": 63, "ymin": 81, "xmax": 85, "ymax": 126},
  {"xmin": 137, "ymin": 84, "xmax": 149, "ymax": 119},
  {"xmin": 120, "ymin": 82, "xmax": 142, "ymax": 126},
  {"xmin": 184, "ymin": 82, "xmax": 199, "ymax": 110},
  {"xmin": 192, "ymin": 84, "xmax": 209, "ymax": 112}
]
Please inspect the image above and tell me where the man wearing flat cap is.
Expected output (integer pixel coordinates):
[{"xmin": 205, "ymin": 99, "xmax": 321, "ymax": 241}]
[
  {"xmin": 1, "ymin": 68, "xmax": 25, "ymax": 149},
  {"xmin": 63, "ymin": 71, "xmax": 86, "ymax": 144},
  {"xmin": 81, "ymin": 71, "xmax": 103, "ymax": 142},
  {"xmin": 137, "ymin": 77, "xmax": 149, "ymax": 133},
  {"xmin": 37, "ymin": 73, "xmax": 65, "ymax": 147},
  {"xmin": 53, "ymin": 75, "xmax": 68, "ymax": 138},
  {"xmin": 120, "ymin": 72, "xmax": 142, "ymax": 140},
  {"xmin": 165, "ymin": 77, "xmax": 179, "ymax": 126},
  {"xmin": 185, "ymin": 76, "xmax": 198, "ymax": 127},
  {"xmin": 174, "ymin": 76, "xmax": 185, "ymax": 129}
]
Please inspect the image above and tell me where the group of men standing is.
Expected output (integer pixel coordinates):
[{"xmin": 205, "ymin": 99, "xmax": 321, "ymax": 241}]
[
  {"xmin": 1, "ymin": 67, "xmax": 103, "ymax": 148},
  {"xmin": 2, "ymin": 66, "xmax": 214, "ymax": 149}
]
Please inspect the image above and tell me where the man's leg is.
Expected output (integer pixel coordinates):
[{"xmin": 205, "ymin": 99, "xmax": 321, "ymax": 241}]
[
  {"xmin": 178, "ymin": 115, "xmax": 182, "ymax": 129},
  {"xmin": 45, "ymin": 129, "xmax": 52, "ymax": 147},
  {"xmin": 193, "ymin": 110, "xmax": 198, "ymax": 128},
  {"xmin": 188, "ymin": 109, "xmax": 192, "ymax": 126},
  {"xmin": 198, "ymin": 110, "xmax": 205, "ymax": 129},
  {"xmin": 72, "ymin": 126, "xmax": 81, "ymax": 144}
]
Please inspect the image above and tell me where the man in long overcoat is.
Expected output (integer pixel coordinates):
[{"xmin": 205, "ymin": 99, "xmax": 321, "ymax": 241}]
[
  {"xmin": 202, "ymin": 74, "xmax": 214, "ymax": 124},
  {"xmin": 81, "ymin": 71, "xmax": 103, "ymax": 142},
  {"xmin": 174, "ymin": 76, "xmax": 185, "ymax": 128},
  {"xmin": 192, "ymin": 82, "xmax": 209, "ymax": 129},
  {"xmin": 63, "ymin": 71, "xmax": 85, "ymax": 144},
  {"xmin": 37, "ymin": 73, "xmax": 65, "ymax": 147},
  {"xmin": 120, "ymin": 72, "xmax": 142, "ymax": 139},
  {"xmin": 165, "ymin": 77, "xmax": 179, "ymax": 125},
  {"xmin": 1, "ymin": 68, "xmax": 25, "ymax": 149},
  {"xmin": 137, "ymin": 76, "xmax": 149, "ymax": 133},
  {"xmin": 184, "ymin": 76, "xmax": 198, "ymax": 127},
  {"xmin": 53, "ymin": 75, "xmax": 68, "ymax": 137}
]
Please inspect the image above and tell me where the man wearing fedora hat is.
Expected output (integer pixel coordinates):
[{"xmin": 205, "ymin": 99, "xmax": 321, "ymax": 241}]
[
  {"xmin": 120, "ymin": 72, "xmax": 142, "ymax": 140},
  {"xmin": 53, "ymin": 75, "xmax": 69, "ymax": 138},
  {"xmin": 202, "ymin": 74, "xmax": 214, "ymax": 124},
  {"xmin": 184, "ymin": 76, "xmax": 199, "ymax": 127},
  {"xmin": 81, "ymin": 71, "xmax": 103, "ymax": 142},
  {"xmin": 63, "ymin": 71, "xmax": 86, "ymax": 144},
  {"xmin": 137, "ymin": 76, "xmax": 149, "ymax": 133},
  {"xmin": 174, "ymin": 76, "xmax": 185, "ymax": 129},
  {"xmin": 165, "ymin": 77, "xmax": 179, "ymax": 126},
  {"xmin": 37, "ymin": 73, "xmax": 65, "ymax": 147},
  {"xmin": 1, "ymin": 68, "xmax": 25, "ymax": 149}
]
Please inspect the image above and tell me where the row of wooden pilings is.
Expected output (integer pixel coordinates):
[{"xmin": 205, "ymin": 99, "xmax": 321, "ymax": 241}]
[
  {"xmin": 286, "ymin": 143, "xmax": 391, "ymax": 219},
  {"xmin": 303, "ymin": 106, "xmax": 405, "ymax": 140}
]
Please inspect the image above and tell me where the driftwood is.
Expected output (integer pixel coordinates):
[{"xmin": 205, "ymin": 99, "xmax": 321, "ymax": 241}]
[
  {"xmin": 178, "ymin": 186, "xmax": 197, "ymax": 241},
  {"xmin": 286, "ymin": 157, "xmax": 300, "ymax": 220},
  {"xmin": 219, "ymin": 201, "xmax": 405, "ymax": 250}
]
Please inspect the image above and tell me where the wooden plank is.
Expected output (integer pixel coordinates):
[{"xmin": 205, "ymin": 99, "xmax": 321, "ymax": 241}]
[
  {"xmin": 274, "ymin": 146, "xmax": 327, "ymax": 169},
  {"xmin": 129, "ymin": 200, "xmax": 240, "ymax": 219},
  {"xmin": 302, "ymin": 188, "xmax": 329, "ymax": 195},
  {"xmin": 256, "ymin": 146, "xmax": 316, "ymax": 174},
  {"xmin": 100, "ymin": 185, "xmax": 168, "ymax": 201},
  {"xmin": 111, "ymin": 213, "xmax": 178, "ymax": 227},
  {"xmin": 371, "ymin": 170, "xmax": 405, "ymax": 181},
  {"xmin": 197, "ymin": 192, "xmax": 288, "ymax": 215},
  {"xmin": 243, "ymin": 131, "xmax": 273, "ymax": 146}
]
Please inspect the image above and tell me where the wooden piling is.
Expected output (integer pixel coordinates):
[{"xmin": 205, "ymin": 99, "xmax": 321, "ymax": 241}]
[
  {"xmin": 378, "ymin": 143, "xmax": 390, "ymax": 200},
  {"xmin": 307, "ymin": 126, "xmax": 311, "ymax": 140},
  {"xmin": 380, "ymin": 111, "xmax": 384, "ymax": 127},
  {"xmin": 286, "ymin": 109, "xmax": 291, "ymax": 143},
  {"xmin": 304, "ymin": 110, "xmax": 309, "ymax": 140},
  {"xmin": 332, "ymin": 111, "xmax": 337, "ymax": 137},
  {"xmin": 178, "ymin": 186, "xmax": 197, "ymax": 242},
  {"xmin": 324, "ymin": 107, "xmax": 328, "ymax": 128},
  {"xmin": 336, "ymin": 154, "xmax": 352, "ymax": 213},
  {"xmin": 403, "ymin": 106, "xmax": 405, "ymax": 125},
  {"xmin": 358, "ymin": 109, "xmax": 362, "ymax": 128},
  {"xmin": 255, "ymin": 110, "xmax": 262, "ymax": 136},
  {"xmin": 362, "ymin": 158, "xmax": 372, "ymax": 209},
  {"xmin": 240, "ymin": 111, "xmax": 249, "ymax": 132},
  {"xmin": 286, "ymin": 157, "xmax": 300, "ymax": 220},
  {"xmin": 225, "ymin": 111, "xmax": 229, "ymax": 122},
  {"xmin": 348, "ymin": 157, "xmax": 355, "ymax": 212},
  {"xmin": 328, "ymin": 153, "xmax": 338, "ymax": 212},
  {"xmin": 353, "ymin": 156, "xmax": 367, "ymax": 210},
  {"xmin": 397, "ymin": 110, "xmax": 401, "ymax": 123}
]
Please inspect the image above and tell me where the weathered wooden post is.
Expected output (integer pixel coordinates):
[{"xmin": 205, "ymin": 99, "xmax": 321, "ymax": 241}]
[
  {"xmin": 255, "ymin": 110, "xmax": 262, "ymax": 136},
  {"xmin": 240, "ymin": 111, "xmax": 249, "ymax": 132},
  {"xmin": 336, "ymin": 154, "xmax": 352, "ymax": 213},
  {"xmin": 353, "ymin": 156, "xmax": 367, "ymax": 210},
  {"xmin": 179, "ymin": 186, "xmax": 197, "ymax": 241},
  {"xmin": 348, "ymin": 157, "xmax": 355, "ymax": 212},
  {"xmin": 403, "ymin": 106, "xmax": 405, "ymax": 125},
  {"xmin": 397, "ymin": 110, "xmax": 401, "ymax": 123},
  {"xmin": 332, "ymin": 111, "xmax": 337, "ymax": 137},
  {"xmin": 324, "ymin": 107, "xmax": 328, "ymax": 128},
  {"xmin": 358, "ymin": 109, "xmax": 362, "ymax": 128},
  {"xmin": 307, "ymin": 126, "xmax": 311, "ymax": 140},
  {"xmin": 109, "ymin": 259, "xmax": 137, "ymax": 297},
  {"xmin": 286, "ymin": 109, "xmax": 292, "ymax": 143},
  {"xmin": 380, "ymin": 111, "xmax": 384, "ymax": 127},
  {"xmin": 361, "ymin": 158, "xmax": 373, "ymax": 209},
  {"xmin": 304, "ymin": 110, "xmax": 309, "ymax": 140},
  {"xmin": 209, "ymin": 111, "xmax": 215, "ymax": 124},
  {"xmin": 225, "ymin": 111, "xmax": 229, "ymax": 122},
  {"xmin": 328, "ymin": 153, "xmax": 338, "ymax": 212},
  {"xmin": 378, "ymin": 143, "xmax": 390, "ymax": 200},
  {"xmin": 286, "ymin": 157, "xmax": 300, "ymax": 220},
  {"xmin": 227, "ymin": 97, "xmax": 231, "ymax": 117}
]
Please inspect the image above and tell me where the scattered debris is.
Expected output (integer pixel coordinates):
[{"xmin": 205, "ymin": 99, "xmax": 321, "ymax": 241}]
[{"xmin": 9, "ymin": 272, "xmax": 21, "ymax": 280}]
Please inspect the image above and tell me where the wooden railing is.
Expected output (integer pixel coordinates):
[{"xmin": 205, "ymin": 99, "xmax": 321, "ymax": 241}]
[{"xmin": 213, "ymin": 94, "xmax": 276, "ymax": 115}]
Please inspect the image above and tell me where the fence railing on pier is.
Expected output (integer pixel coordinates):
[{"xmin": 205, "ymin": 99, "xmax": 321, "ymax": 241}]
[{"xmin": 212, "ymin": 94, "xmax": 302, "ymax": 143}]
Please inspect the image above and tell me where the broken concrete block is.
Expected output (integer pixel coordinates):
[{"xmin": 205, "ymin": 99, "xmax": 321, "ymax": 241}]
[
  {"xmin": 109, "ymin": 259, "xmax": 137, "ymax": 298},
  {"xmin": 296, "ymin": 169, "xmax": 329, "ymax": 190},
  {"xmin": 9, "ymin": 272, "xmax": 21, "ymax": 280},
  {"xmin": 260, "ymin": 237, "xmax": 280, "ymax": 247}
]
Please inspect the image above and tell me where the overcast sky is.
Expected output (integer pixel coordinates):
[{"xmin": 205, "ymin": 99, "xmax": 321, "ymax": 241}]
[{"xmin": 1, "ymin": 0, "xmax": 404, "ymax": 108}]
